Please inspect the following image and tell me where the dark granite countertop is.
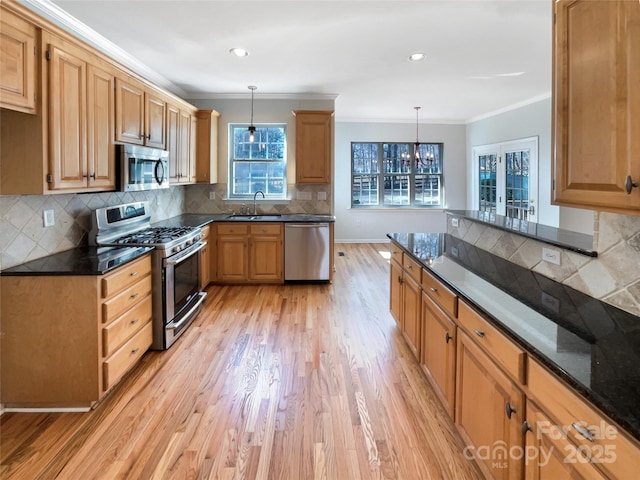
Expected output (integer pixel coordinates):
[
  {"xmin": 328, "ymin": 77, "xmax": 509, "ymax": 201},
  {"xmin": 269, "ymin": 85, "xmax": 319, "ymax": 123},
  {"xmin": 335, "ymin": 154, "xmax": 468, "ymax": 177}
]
[
  {"xmin": 153, "ymin": 213, "xmax": 336, "ymax": 229},
  {"xmin": 446, "ymin": 210, "xmax": 596, "ymax": 256},
  {"xmin": 388, "ymin": 232, "xmax": 640, "ymax": 442},
  {"xmin": 1, "ymin": 246, "xmax": 153, "ymax": 276}
]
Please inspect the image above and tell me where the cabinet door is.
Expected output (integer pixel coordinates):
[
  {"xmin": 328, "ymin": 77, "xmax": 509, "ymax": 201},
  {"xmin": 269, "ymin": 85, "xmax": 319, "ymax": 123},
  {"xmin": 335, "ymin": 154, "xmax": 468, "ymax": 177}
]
[
  {"xmin": 167, "ymin": 104, "xmax": 180, "ymax": 183},
  {"xmin": 421, "ymin": 292, "xmax": 456, "ymax": 418},
  {"xmin": 188, "ymin": 113, "xmax": 198, "ymax": 183},
  {"xmin": 456, "ymin": 329, "xmax": 524, "ymax": 480},
  {"xmin": 115, "ymin": 78, "xmax": 144, "ymax": 145},
  {"xmin": 86, "ymin": 64, "xmax": 115, "ymax": 190},
  {"xmin": 389, "ymin": 258, "xmax": 403, "ymax": 327},
  {"xmin": 177, "ymin": 109, "xmax": 191, "ymax": 182},
  {"xmin": 402, "ymin": 273, "xmax": 421, "ymax": 359},
  {"xmin": 294, "ymin": 110, "xmax": 332, "ymax": 184},
  {"xmin": 249, "ymin": 233, "xmax": 283, "ymax": 282},
  {"xmin": 196, "ymin": 109, "xmax": 220, "ymax": 183},
  {"xmin": 145, "ymin": 91, "xmax": 166, "ymax": 149},
  {"xmin": 553, "ymin": 0, "xmax": 640, "ymax": 213},
  {"xmin": 48, "ymin": 43, "xmax": 87, "ymax": 190},
  {"xmin": 0, "ymin": 7, "xmax": 36, "ymax": 113},
  {"xmin": 217, "ymin": 235, "xmax": 248, "ymax": 282}
]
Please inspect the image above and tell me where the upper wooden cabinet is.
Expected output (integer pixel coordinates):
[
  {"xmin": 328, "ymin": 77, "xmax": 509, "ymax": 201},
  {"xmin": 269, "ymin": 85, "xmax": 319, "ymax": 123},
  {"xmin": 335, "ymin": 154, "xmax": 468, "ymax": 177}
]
[
  {"xmin": 552, "ymin": 0, "xmax": 640, "ymax": 215},
  {"xmin": 293, "ymin": 110, "xmax": 333, "ymax": 184},
  {"xmin": 115, "ymin": 77, "xmax": 166, "ymax": 149},
  {"xmin": 196, "ymin": 109, "xmax": 220, "ymax": 184},
  {"xmin": 0, "ymin": 5, "xmax": 37, "ymax": 113},
  {"xmin": 167, "ymin": 104, "xmax": 197, "ymax": 184}
]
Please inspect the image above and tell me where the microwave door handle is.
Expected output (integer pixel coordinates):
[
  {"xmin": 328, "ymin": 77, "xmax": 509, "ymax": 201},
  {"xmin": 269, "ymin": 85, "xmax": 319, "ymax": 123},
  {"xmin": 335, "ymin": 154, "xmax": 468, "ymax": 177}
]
[
  {"xmin": 165, "ymin": 242, "xmax": 206, "ymax": 266},
  {"xmin": 154, "ymin": 159, "xmax": 165, "ymax": 183}
]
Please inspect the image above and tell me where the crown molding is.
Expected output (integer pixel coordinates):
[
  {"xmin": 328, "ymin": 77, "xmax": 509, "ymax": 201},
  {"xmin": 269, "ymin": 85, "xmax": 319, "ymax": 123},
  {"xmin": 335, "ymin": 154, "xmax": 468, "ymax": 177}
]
[
  {"xmin": 465, "ymin": 92, "xmax": 551, "ymax": 124},
  {"xmin": 17, "ymin": 0, "xmax": 186, "ymax": 96},
  {"xmin": 187, "ymin": 92, "xmax": 339, "ymax": 101}
]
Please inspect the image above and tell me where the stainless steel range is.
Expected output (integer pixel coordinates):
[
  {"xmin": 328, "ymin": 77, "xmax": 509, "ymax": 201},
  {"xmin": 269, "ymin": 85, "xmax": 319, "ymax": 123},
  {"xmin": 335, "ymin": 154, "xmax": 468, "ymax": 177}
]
[{"xmin": 90, "ymin": 201, "xmax": 207, "ymax": 350}]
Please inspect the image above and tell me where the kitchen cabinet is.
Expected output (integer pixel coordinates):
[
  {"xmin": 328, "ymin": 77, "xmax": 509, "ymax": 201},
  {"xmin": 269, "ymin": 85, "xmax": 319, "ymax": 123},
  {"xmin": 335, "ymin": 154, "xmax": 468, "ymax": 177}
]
[
  {"xmin": 552, "ymin": 0, "xmax": 640, "ymax": 215},
  {"xmin": 215, "ymin": 222, "xmax": 283, "ymax": 283},
  {"xmin": 0, "ymin": 4, "xmax": 37, "ymax": 113},
  {"xmin": 196, "ymin": 109, "xmax": 220, "ymax": 184},
  {"xmin": 525, "ymin": 358, "xmax": 640, "ymax": 480},
  {"xmin": 0, "ymin": 254, "xmax": 152, "ymax": 408},
  {"xmin": 293, "ymin": 110, "xmax": 333, "ymax": 184},
  {"xmin": 115, "ymin": 76, "xmax": 166, "ymax": 149},
  {"xmin": 200, "ymin": 225, "xmax": 211, "ymax": 289},
  {"xmin": 420, "ymin": 268, "xmax": 458, "ymax": 418},
  {"xmin": 167, "ymin": 104, "xmax": 197, "ymax": 184},
  {"xmin": 47, "ymin": 38, "xmax": 116, "ymax": 191},
  {"xmin": 389, "ymin": 243, "xmax": 403, "ymax": 326}
]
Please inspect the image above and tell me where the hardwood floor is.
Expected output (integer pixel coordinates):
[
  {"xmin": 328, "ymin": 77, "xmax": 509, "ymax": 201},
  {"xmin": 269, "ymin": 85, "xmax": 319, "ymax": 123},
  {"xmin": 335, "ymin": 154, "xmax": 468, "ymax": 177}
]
[{"xmin": 0, "ymin": 243, "xmax": 483, "ymax": 480}]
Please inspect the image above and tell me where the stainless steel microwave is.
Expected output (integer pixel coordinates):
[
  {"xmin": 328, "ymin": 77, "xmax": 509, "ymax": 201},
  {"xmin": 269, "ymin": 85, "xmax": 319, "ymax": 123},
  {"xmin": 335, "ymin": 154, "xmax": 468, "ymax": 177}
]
[{"xmin": 118, "ymin": 144, "xmax": 169, "ymax": 192}]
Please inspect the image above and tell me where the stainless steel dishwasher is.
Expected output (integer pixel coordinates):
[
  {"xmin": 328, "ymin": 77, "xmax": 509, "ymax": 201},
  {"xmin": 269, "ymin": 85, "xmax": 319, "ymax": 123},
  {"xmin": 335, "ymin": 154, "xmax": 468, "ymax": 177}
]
[{"xmin": 284, "ymin": 223, "xmax": 330, "ymax": 281}]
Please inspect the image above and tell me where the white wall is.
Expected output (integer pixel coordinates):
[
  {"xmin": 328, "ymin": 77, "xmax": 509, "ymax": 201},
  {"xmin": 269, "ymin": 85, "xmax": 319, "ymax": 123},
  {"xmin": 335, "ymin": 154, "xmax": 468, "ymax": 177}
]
[{"xmin": 334, "ymin": 121, "xmax": 467, "ymax": 242}]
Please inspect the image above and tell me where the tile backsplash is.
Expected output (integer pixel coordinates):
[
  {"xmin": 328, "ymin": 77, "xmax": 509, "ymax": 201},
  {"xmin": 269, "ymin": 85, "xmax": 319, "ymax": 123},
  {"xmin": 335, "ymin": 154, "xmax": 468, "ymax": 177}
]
[
  {"xmin": 0, "ymin": 183, "xmax": 331, "ymax": 270},
  {"xmin": 448, "ymin": 212, "xmax": 640, "ymax": 317}
]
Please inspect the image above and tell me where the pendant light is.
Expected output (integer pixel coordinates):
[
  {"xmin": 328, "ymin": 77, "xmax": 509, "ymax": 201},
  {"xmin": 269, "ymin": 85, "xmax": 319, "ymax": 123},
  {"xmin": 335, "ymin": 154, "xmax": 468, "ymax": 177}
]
[
  {"xmin": 412, "ymin": 106, "xmax": 435, "ymax": 168},
  {"xmin": 248, "ymin": 85, "xmax": 257, "ymax": 142},
  {"xmin": 413, "ymin": 106, "xmax": 421, "ymax": 162}
]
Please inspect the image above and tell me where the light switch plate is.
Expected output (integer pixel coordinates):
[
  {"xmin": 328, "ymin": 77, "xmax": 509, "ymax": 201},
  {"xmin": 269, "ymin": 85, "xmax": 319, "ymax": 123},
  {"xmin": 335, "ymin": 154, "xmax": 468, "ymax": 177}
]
[
  {"xmin": 43, "ymin": 209, "xmax": 55, "ymax": 227},
  {"xmin": 451, "ymin": 218, "xmax": 459, "ymax": 228},
  {"xmin": 542, "ymin": 247, "xmax": 561, "ymax": 265},
  {"xmin": 209, "ymin": 191, "xmax": 216, "ymax": 200}
]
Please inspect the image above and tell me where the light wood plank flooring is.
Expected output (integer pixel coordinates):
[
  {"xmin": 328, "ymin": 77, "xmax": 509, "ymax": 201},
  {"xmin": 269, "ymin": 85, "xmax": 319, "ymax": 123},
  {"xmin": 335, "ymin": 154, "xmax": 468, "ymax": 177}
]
[{"xmin": 0, "ymin": 243, "xmax": 483, "ymax": 479}]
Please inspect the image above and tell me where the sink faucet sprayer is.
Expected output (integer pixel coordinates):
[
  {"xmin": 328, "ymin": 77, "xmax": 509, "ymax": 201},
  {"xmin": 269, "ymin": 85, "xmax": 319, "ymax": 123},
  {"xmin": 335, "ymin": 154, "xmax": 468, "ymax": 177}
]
[{"xmin": 253, "ymin": 190, "xmax": 265, "ymax": 215}]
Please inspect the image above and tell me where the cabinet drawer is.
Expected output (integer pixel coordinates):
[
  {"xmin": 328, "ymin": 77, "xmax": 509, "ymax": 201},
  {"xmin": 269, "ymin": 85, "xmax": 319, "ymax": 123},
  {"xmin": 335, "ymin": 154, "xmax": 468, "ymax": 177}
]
[
  {"xmin": 217, "ymin": 223, "xmax": 248, "ymax": 235},
  {"xmin": 401, "ymin": 253, "xmax": 422, "ymax": 284},
  {"xmin": 457, "ymin": 300, "xmax": 525, "ymax": 384},
  {"xmin": 527, "ymin": 359, "xmax": 640, "ymax": 480},
  {"xmin": 102, "ymin": 275, "xmax": 152, "ymax": 323},
  {"xmin": 103, "ymin": 320, "xmax": 152, "ymax": 390},
  {"xmin": 390, "ymin": 242, "xmax": 403, "ymax": 264},
  {"xmin": 250, "ymin": 223, "xmax": 281, "ymax": 235},
  {"xmin": 421, "ymin": 268, "xmax": 458, "ymax": 318},
  {"xmin": 102, "ymin": 295, "xmax": 152, "ymax": 356},
  {"xmin": 102, "ymin": 255, "xmax": 151, "ymax": 298}
]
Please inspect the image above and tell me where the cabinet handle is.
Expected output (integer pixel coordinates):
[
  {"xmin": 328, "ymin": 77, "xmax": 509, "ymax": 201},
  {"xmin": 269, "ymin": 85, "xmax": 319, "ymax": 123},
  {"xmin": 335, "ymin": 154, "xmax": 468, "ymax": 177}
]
[
  {"xmin": 131, "ymin": 348, "xmax": 140, "ymax": 355},
  {"xmin": 398, "ymin": 276, "xmax": 403, "ymax": 285},
  {"xmin": 571, "ymin": 422, "xmax": 595, "ymax": 442},
  {"xmin": 521, "ymin": 421, "xmax": 532, "ymax": 435},
  {"xmin": 505, "ymin": 401, "xmax": 516, "ymax": 419},
  {"xmin": 429, "ymin": 287, "xmax": 438, "ymax": 293},
  {"xmin": 129, "ymin": 271, "xmax": 138, "ymax": 276},
  {"xmin": 89, "ymin": 172, "xmax": 96, "ymax": 180},
  {"xmin": 130, "ymin": 318, "xmax": 139, "ymax": 325},
  {"xmin": 473, "ymin": 329, "xmax": 485, "ymax": 338},
  {"xmin": 445, "ymin": 332, "xmax": 452, "ymax": 343},
  {"xmin": 130, "ymin": 293, "xmax": 139, "ymax": 300},
  {"xmin": 405, "ymin": 264, "xmax": 413, "ymax": 269},
  {"xmin": 146, "ymin": 134, "xmax": 151, "ymax": 140},
  {"xmin": 624, "ymin": 175, "xmax": 638, "ymax": 194}
]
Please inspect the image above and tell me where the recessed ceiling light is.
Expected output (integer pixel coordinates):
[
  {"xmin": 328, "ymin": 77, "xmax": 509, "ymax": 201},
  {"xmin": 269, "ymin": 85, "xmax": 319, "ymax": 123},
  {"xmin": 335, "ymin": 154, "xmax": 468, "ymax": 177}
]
[
  {"xmin": 229, "ymin": 47, "xmax": 249, "ymax": 57},
  {"xmin": 408, "ymin": 53, "xmax": 426, "ymax": 62}
]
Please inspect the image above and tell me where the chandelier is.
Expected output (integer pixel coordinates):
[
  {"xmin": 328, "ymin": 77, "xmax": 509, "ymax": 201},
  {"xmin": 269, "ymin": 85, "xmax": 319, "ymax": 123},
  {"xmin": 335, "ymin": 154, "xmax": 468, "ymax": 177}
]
[
  {"xmin": 410, "ymin": 106, "xmax": 435, "ymax": 169},
  {"xmin": 247, "ymin": 85, "xmax": 257, "ymax": 142}
]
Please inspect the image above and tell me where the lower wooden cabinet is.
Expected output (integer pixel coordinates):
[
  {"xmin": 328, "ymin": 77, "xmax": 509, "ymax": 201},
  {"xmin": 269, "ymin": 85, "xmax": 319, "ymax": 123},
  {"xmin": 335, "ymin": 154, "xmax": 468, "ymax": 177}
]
[
  {"xmin": 456, "ymin": 328, "xmax": 525, "ymax": 480},
  {"xmin": 0, "ymin": 254, "xmax": 152, "ymax": 408},
  {"xmin": 200, "ymin": 225, "xmax": 211, "ymax": 289},
  {"xmin": 215, "ymin": 222, "xmax": 283, "ymax": 283},
  {"xmin": 389, "ymin": 255, "xmax": 403, "ymax": 327}
]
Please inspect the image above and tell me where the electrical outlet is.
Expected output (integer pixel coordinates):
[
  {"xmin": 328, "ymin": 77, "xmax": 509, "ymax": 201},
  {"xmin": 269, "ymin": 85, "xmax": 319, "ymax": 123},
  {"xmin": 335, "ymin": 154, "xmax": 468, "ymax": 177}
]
[
  {"xmin": 451, "ymin": 218, "xmax": 459, "ymax": 228},
  {"xmin": 43, "ymin": 209, "xmax": 55, "ymax": 227},
  {"xmin": 542, "ymin": 247, "xmax": 561, "ymax": 265},
  {"xmin": 209, "ymin": 191, "xmax": 216, "ymax": 200},
  {"xmin": 317, "ymin": 191, "xmax": 327, "ymax": 201}
]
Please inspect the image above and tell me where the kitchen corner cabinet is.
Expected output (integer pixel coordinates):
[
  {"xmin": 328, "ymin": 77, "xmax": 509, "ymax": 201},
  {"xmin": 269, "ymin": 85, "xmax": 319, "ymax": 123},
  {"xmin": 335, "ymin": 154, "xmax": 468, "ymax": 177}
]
[
  {"xmin": 200, "ymin": 225, "xmax": 211, "ymax": 289},
  {"xmin": 0, "ymin": 254, "xmax": 153, "ymax": 408},
  {"xmin": 115, "ymin": 77, "xmax": 166, "ymax": 149},
  {"xmin": 293, "ymin": 110, "xmax": 333, "ymax": 184},
  {"xmin": 0, "ymin": 5, "xmax": 37, "ymax": 113},
  {"xmin": 215, "ymin": 223, "xmax": 283, "ymax": 284},
  {"xmin": 552, "ymin": 0, "xmax": 640, "ymax": 215},
  {"xmin": 196, "ymin": 109, "xmax": 220, "ymax": 184}
]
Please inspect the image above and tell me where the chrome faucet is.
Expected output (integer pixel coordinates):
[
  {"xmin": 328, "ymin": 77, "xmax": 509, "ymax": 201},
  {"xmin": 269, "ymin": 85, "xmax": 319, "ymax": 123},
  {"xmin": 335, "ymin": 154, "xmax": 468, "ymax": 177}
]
[{"xmin": 253, "ymin": 190, "xmax": 265, "ymax": 215}]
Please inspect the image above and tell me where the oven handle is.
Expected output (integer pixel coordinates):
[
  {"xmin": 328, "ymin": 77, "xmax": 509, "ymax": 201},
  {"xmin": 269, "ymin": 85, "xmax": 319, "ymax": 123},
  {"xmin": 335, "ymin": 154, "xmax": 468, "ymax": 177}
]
[
  {"xmin": 165, "ymin": 241, "xmax": 206, "ymax": 266},
  {"xmin": 166, "ymin": 292, "xmax": 207, "ymax": 331}
]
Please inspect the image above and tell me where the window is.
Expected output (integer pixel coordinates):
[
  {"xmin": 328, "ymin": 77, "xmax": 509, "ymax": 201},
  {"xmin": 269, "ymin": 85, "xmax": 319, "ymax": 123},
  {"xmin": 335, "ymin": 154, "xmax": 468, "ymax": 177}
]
[
  {"xmin": 472, "ymin": 137, "xmax": 538, "ymax": 222},
  {"xmin": 351, "ymin": 142, "xmax": 444, "ymax": 208},
  {"xmin": 229, "ymin": 124, "xmax": 286, "ymax": 198}
]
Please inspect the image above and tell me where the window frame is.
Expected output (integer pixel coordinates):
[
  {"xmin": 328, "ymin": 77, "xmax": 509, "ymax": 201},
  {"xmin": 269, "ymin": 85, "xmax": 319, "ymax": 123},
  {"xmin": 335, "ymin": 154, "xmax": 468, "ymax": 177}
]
[
  {"xmin": 228, "ymin": 123, "xmax": 287, "ymax": 200},
  {"xmin": 351, "ymin": 141, "xmax": 445, "ymax": 208}
]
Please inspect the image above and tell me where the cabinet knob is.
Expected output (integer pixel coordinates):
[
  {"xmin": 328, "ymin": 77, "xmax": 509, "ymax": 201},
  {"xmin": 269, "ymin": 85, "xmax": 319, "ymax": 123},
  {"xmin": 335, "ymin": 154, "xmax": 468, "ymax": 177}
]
[
  {"xmin": 571, "ymin": 422, "xmax": 595, "ymax": 442},
  {"xmin": 505, "ymin": 401, "xmax": 516, "ymax": 419},
  {"xmin": 131, "ymin": 347, "xmax": 140, "ymax": 355},
  {"xmin": 130, "ymin": 318, "xmax": 140, "ymax": 325},
  {"xmin": 473, "ymin": 329, "xmax": 485, "ymax": 338},
  {"xmin": 624, "ymin": 175, "xmax": 638, "ymax": 195},
  {"xmin": 445, "ymin": 332, "xmax": 452, "ymax": 343},
  {"xmin": 521, "ymin": 421, "xmax": 532, "ymax": 435},
  {"xmin": 129, "ymin": 271, "xmax": 138, "ymax": 276},
  {"xmin": 430, "ymin": 287, "xmax": 438, "ymax": 293},
  {"xmin": 130, "ymin": 293, "xmax": 138, "ymax": 300},
  {"xmin": 89, "ymin": 172, "xmax": 96, "ymax": 180}
]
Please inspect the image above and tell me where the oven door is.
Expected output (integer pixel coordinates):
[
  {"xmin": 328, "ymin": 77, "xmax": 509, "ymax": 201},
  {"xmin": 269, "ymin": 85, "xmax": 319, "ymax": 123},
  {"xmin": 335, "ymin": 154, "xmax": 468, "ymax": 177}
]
[{"xmin": 162, "ymin": 241, "xmax": 207, "ymax": 348}]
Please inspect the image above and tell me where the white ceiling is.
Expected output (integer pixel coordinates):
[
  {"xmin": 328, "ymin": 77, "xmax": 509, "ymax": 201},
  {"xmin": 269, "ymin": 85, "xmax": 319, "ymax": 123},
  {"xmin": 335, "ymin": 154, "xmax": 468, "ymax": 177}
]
[{"xmin": 43, "ymin": 0, "xmax": 551, "ymax": 123}]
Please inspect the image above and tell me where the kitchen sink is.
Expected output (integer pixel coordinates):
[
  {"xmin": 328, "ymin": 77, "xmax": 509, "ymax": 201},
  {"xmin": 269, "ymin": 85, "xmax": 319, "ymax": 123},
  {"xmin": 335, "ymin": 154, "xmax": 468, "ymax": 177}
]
[{"xmin": 226, "ymin": 214, "xmax": 282, "ymax": 220}]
